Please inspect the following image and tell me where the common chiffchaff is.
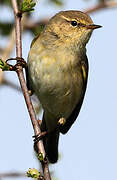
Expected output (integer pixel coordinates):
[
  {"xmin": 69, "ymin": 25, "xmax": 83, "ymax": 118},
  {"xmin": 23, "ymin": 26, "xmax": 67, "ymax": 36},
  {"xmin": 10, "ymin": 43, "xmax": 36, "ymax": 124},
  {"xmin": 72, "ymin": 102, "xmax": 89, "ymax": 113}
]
[{"xmin": 28, "ymin": 10, "xmax": 101, "ymax": 163}]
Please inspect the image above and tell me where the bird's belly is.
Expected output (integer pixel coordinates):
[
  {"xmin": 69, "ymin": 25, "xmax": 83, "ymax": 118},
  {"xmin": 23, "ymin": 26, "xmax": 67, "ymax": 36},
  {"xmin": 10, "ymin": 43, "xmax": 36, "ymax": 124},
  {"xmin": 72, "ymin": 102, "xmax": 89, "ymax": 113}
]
[{"xmin": 29, "ymin": 59, "xmax": 83, "ymax": 120}]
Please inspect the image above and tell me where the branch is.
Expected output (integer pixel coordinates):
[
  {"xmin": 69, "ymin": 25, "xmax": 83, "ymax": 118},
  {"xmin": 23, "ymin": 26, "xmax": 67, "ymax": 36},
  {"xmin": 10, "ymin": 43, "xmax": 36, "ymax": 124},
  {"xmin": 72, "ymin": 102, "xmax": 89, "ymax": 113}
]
[
  {"xmin": 0, "ymin": 172, "xmax": 25, "ymax": 178},
  {"xmin": 84, "ymin": 0, "xmax": 117, "ymax": 14},
  {"xmin": 11, "ymin": 0, "xmax": 51, "ymax": 180},
  {"xmin": 1, "ymin": 29, "xmax": 15, "ymax": 61},
  {"xmin": 2, "ymin": 78, "xmax": 21, "ymax": 92},
  {"xmin": 1, "ymin": 15, "xmax": 27, "ymax": 61},
  {"xmin": 0, "ymin": 26, "xmax": 16, "ymax": 85},
  {"xmin": 0, "ymin": 14, "xmax": 26, "ymax": 86}
]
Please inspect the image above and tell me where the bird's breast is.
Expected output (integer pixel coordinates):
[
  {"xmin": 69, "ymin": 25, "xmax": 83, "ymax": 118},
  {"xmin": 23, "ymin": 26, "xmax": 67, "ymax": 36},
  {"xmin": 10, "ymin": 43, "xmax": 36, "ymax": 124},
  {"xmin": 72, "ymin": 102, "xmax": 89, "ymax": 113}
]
[{"xmin": 28, "ymin": 48, "xmax": 84, "ymax": 120}]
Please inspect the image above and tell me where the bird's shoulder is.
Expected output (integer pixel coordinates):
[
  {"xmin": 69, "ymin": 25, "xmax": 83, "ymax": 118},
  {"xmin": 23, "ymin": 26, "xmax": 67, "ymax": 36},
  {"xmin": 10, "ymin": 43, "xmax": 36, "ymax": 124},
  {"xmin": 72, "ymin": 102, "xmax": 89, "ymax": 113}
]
[{"xmin": 30, "ymin": 33, "xmax": 41, "ymax": 48}]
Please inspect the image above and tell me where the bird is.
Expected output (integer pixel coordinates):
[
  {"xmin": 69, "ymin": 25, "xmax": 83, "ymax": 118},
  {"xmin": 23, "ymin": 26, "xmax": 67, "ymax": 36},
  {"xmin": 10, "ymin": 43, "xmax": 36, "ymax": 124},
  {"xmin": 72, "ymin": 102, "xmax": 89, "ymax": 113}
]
[{"xmin": 27, "ymin": 10, "xmax": 101, "ymax": 163}]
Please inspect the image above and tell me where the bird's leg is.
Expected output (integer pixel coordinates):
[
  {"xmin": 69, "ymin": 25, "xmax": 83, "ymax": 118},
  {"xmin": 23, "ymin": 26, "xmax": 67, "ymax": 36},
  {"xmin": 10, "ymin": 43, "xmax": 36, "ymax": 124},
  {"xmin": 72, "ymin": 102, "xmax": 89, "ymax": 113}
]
[
  {"xmin": 33, "ymin": 131, "xmax": 48, "ymax": 143},
  {"xmin": 6, "ymin": 57, "xmax": 33, "ymax": 95},
  {"xmin": 6, "ymin": 57, "xmax": 27, "ymax": 70},
  {"xmin": 33, "ymin": 119, "xmax": 48, "ymax": 143},
  {"xmin": 33, "ymin": 118, "xmax": 62, "ymax": 143},
  {"xmin": 37, "ymin": 119, "xmax": 42, "ymax": 126}
]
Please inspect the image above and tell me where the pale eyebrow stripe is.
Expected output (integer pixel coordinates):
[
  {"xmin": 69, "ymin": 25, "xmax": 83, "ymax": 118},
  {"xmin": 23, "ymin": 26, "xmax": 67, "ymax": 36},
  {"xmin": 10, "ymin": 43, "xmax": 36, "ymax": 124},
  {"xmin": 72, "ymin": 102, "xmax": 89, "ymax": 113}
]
[
  {"xmin": 60, "ymin": 15, "xmax": 71, "ymax": 21},
  {"xmin": 60, "ymin": 15, "xmax": 80, "ymax": 23}
]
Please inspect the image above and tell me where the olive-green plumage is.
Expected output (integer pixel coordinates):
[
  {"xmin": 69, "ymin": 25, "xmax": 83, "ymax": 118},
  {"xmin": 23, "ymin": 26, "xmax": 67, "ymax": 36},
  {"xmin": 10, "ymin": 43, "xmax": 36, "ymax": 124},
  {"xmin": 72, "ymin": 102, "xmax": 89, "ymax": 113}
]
[{"xmin": 28, "ymin": 10, "xmax": 101, "ymax": 163}]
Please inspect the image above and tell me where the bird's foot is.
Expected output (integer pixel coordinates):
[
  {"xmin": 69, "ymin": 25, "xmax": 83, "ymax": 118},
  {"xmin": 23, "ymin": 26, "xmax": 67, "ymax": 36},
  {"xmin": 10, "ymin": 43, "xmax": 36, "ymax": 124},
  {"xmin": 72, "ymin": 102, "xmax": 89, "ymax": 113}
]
[
  {"xmin": 58, "ymin": 117, "xmax": 66, "ymax": 126},
  {"xmin": 6, "ymin": 57, "xmax": 33, "ymax": 95},
  {"xmin": 6, "ymin": 57, "xmax": 27, "ymax": 70},
  {"xmin": 28, "ymin": 90, "xmax": 33, "ymax": 96},
  {"xmin": 33, "ymin": 119, "xmax": 47, "ymax": 143},
  {"xmin": 37, "ymin": 119, "xmax": 42, "ymax": 126},
  {"xmin": 33, "ymin": 131, "xmax": 48, "ymax": 143}
]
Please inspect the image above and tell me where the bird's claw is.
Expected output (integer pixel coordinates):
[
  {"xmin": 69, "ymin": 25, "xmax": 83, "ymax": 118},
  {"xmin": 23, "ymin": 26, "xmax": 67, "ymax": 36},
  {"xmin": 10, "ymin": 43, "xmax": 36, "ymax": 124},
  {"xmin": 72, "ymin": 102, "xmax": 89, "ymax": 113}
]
[
  {"xmin": 33, "ymin": 131, "xmax": 48, "ymax": 143},
  {"xmin": 58, "ymin": 117, "xmax": 66, "ymax": 126},
  {"xmin": 6, "ymin": 57, "xmax": 27, "ymax": 71}
]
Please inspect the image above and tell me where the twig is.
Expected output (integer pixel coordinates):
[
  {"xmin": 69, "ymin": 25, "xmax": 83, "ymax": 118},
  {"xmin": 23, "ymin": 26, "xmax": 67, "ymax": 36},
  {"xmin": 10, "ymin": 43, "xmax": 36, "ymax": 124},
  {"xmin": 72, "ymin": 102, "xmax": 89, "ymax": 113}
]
[
  {"xmin": 2, "ymin": 78, "xmax": 21, "ymax": 92},
  {"xmin": 0, "ymin": 27, "xmax": 15, "ymax": 84},
  {"xmin": 84, "ymin": 0, "xmax": 117, "ymax": 13},
  {"xmin": 1, "ymin": 15, "xmax": 27, "ymax": 61},
  {"xmin": 1, "ymin": 29, "xmax": 16, "ymax": 61},
  {"xmin": 0, "ymin": 172, "xmax": 25, "ymax": 178},
  {"xmin": 11, "ymin": 0, "xmax": 51, "ymax": 180},
  {"xmin": 0, "ymin": 14, "xmax": 26, "ymax": 86}
]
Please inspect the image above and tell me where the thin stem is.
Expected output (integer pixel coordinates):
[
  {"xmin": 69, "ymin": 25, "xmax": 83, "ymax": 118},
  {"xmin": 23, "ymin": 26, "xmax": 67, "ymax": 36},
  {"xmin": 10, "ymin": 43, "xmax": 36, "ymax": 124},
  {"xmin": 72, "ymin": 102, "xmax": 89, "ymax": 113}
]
[
  {"xmin": 11, "ymin": 0, "xmax": 22, "ymax": 57},
  {"xmin": 11, "ymin": 0, "xmax": 51, "ymax": 179},
  {"xmin": 2, "ymin": 79, "xmax": 21, "ymax": 92},
  {"xmin": 0, "ymin": 172, "xmax": 25, "ymax": 178},
  {"xmin": 84, "ymin": 1, "xmax": 117, "ymax": 13}
]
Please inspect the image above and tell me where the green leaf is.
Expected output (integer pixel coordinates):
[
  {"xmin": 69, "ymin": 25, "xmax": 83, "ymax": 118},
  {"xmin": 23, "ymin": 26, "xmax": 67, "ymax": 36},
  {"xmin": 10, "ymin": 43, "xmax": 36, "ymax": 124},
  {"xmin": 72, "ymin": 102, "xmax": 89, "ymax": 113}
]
[
  {"xmin": 27, "ymin": 168, "xmax": 40, "ymax": 179},
  {"xmin": 0, "ymin": 59, "xmax": 10, "ymax": 71},
  {"xmin": 21, "ymin": 0, "xmax": 36, "ymax": 12}
]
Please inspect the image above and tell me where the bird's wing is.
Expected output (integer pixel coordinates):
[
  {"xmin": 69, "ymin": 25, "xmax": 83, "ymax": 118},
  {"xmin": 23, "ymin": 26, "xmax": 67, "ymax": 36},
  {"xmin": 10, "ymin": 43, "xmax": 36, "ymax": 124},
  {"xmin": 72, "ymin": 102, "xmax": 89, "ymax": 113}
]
[
  {"xmin": 59, "ymin": 55, "xmax": 89, "ymax": 134},
  {"xmin": 30, "ymin": 33, "xmax": 41, "ymax": 48}
]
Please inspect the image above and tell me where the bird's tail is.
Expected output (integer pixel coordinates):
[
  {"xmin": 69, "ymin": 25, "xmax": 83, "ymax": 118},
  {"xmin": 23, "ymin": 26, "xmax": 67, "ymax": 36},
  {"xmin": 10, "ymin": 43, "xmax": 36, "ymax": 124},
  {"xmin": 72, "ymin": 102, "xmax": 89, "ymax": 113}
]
[
  {"xmin": 45, "ymin": 130, "xmax": 59, "ymax": 163},
  {"xmin": 41, "ymin": 117, "xmax": 59, "ymax": 163}
]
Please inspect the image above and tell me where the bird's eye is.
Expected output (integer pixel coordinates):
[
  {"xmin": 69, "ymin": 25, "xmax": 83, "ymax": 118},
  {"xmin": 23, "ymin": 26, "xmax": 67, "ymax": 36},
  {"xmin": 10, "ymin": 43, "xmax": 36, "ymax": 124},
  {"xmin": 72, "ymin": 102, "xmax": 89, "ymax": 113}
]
[{"xmin": 71, "ymin": 21, "xmax": 78, "ymax": 26}]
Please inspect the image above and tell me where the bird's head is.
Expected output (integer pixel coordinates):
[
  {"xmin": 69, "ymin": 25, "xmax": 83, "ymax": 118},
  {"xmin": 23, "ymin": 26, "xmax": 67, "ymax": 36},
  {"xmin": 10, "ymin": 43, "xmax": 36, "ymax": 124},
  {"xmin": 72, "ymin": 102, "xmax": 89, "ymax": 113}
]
[{"xmin": 44, "ymin": 10, "xmax": 102, "ymax": 48}]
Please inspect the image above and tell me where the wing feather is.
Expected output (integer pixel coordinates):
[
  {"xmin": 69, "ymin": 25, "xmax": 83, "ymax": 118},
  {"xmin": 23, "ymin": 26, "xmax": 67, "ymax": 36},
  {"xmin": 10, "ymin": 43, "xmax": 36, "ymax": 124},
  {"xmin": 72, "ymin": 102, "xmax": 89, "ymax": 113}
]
[{"xmin": 60, "ymin": 55, "xmax": 89, "ymax": 134}]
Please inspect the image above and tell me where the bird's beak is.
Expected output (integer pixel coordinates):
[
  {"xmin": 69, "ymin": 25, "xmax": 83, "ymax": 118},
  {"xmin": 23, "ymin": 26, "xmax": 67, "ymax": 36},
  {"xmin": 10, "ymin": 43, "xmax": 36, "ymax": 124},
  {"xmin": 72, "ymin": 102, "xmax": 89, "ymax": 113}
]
[{"xmin": 86, "ymin": 24, "xmax": 102, "ymax": 30}]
